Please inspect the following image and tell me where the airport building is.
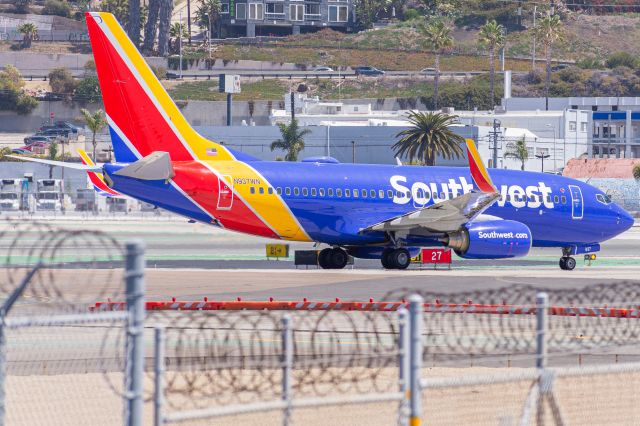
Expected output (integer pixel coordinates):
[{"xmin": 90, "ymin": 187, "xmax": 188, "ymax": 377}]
[{"xmin": 218, "ymin": 0, "xmax": 356, "ymax": 37}]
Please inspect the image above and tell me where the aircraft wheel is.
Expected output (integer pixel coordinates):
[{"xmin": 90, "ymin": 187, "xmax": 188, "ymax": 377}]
[
  {"xmin": 390, "ymin": 248, "xmax": 411, "ymax": 270},
  {"xmin": 328, "ymin": 248, "xmax": 348, "ymax": 269},
  {"xmin": 318, "ymin": 248, "xmax": 333, "ymax": 269},
  {"xmin": 564, "ymin": 257, "xmax": 576, "ymax": 271},
  {"xmin": 381, "ymin": 248, "xmax": 394, "ymax": 269},
  {"xmin": 559, "ymin": 257, "xmax": 567, "ymax": 270}
]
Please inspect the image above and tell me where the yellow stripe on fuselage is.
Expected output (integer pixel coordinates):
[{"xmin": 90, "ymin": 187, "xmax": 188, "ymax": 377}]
[
  {"xmin": 465, "ymin": 138, "xmax": 495, "ymax": 188},
  {"xmin": 99, "ymin": 13, "xmax": 234, "ymax": 161},
  {"xmin": 207, "ymin": 160, "xmax": 311, "ymax": 241}
]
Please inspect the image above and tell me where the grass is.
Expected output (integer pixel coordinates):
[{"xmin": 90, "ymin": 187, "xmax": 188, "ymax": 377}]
[{"xmin": 167, "ymin": 79, "xmax": 290, "ymax": 101}]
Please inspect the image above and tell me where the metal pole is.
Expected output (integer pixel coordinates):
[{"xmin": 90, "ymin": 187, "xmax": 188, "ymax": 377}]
[
  {"xmin": 186, "ymin": 0, "xmax": 192, "ymax": 44},
  {"xmin": 179, "ymin": 11, "xmax": 183, "ymax": 79},
  {"xmin": 290, "ymin": 91, "xmax": 295, "ymax": 122},
  {"xmin": 153, "ymin": 324, "xmax": 166, "ymax": 426},
  {"xmin": 282, "ymin": 314, "xmax": 292, "ymax": 426},
  {"xmin": 398, "ymin": 307, "xmax": 409, "ymax": 426},
  {"xmin": 227, "ymin": 93, "xmax": 232, "ymax": 126},
  {"xmin": 409, "ymin": 295, "xmax": 423, "ymax": 426},
  {"xmin": 536, "ymin": 292, "xmax": 548, "ymax": 369},
  {"xmin": 351, "ymin": 140, "xmax": 355, "ymax": 163},
  {"xmin": 326, "ymin": 124, "xmax": 331, "ymax": 157},
  {"xmin": 532, "ymin": 6, "xmax": 537, "ymax": 70},
  {"xmin": 125, "ymin": 240, "xmax": 146, "ymax": 426}
]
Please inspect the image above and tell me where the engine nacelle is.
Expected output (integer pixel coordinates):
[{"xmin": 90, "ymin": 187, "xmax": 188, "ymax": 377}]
[{"xmin": 446, "ymin": 220, "xmax": 532, "ymax": 259}]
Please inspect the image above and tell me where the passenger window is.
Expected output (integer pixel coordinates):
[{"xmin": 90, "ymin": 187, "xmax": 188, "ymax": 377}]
[
  {"xmin": 387, "ymin": 190, "xmax": 393, "ymax": 198},
  {"xmin": 311, "ymin": 188, "xmax": 317, "ymax": 196},
  {"xmin": 353, "ymin": 189, "xmax": 359, "ymax": 198},
  {"xmin": 370, "ymin": 189, "xmax": 376, "ymax": 198},
  {"xmin": 250, "ymin": 187, "xmax": 255, "ymax": 194},
  {"xmin": 361, "ymin": 190, "xmax": 367, "ymax": 198},
  {"xmin": 440, "ymin": 192, "xmax": 445, "ymax": 199},
  {"xmin": 554, "ymin": 195, "xmax": 559, "ymax": 203},
  {"xmin": 328, "ymin": 188, "xmax": 334, "ymax": 196},
  {"xmin": 302, "ymin": 188, "xmax": 308, "ymax": 196},
  {"xmin": 561, "ymin": 196, "xmax": 567, "ymax": 204},
  {"xmin": 294, "ymin": 187, "xmax": 300, "ymax": 196},
  {"xmin": 285, "ymin": 187, "xmax": 291, "ymax": 196},
  {"xmin": 259, "ymin": 187, "xmax": 264, "ymax": 194},
  {"xmin": 345, "ymin": 189, "xmax": 351, "ymax": 197},
  {"xmin": 319, "ymin": 188, "xmax": 325, "ymax": 196},
  {"xmin": 268, "ymin": 187, "xmax": 273, "ymax": 195},
  {"xmin": 277, "ymin": 187, "xmax": 282, "ymax": 195},
  {"xmin": 396, "ymin": 191, "xmax": 402, "ymax": 198},
  {"xmin": 378, "ymin": 190, "xmax": 384, "ymax": 198},
  {"xmin": 336, "ymin": 189, "xmax": 342, "ymax": 197}
]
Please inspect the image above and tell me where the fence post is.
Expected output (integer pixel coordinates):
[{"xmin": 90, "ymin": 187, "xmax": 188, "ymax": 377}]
[
  {"xmin": 536, "ymin": 292, "xmax": 548, "ymax": 369},
  {"xmin": 125, "ymin": 240, "xmax": 146, "ymax": 426},
  {"xmin": 398, "ymin": 307, "xmax": 409, "ymax": 426},
  {"xmin": 409, "ymin": 295, "xmax": 424, "ymax": 426},
  {"xmin": 154, "ymin": 324, "xmax": 166, "ymax": 426},
  {"xmin": 282, "ymin": 314, "xmax": 292, "ymax": 426}
]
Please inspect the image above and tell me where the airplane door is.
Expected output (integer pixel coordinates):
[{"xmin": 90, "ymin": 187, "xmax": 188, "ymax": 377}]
[
  {"xmin": 568, "ymin": 185, "xmax": 583, "ymax": 220},
  {"xmin": 217, "ymin": 175, "xmax": 234, "ymax": 210}
]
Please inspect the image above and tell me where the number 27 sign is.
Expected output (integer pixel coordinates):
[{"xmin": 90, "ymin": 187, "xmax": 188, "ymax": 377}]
[{"xmin": 421, "ymin": 248, "xmax": 452, "ymax": 265}]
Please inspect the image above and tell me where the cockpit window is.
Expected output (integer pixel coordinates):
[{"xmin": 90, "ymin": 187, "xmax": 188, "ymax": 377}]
[{"xmin": 596, "ymin": 194, "xmax": 612, "ymax": 205}]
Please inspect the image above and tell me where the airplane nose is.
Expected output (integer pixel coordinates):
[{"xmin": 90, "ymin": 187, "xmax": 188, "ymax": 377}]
[{"xmin": 616, "ymin": 205, "xmax": 634, "ymax": 234}]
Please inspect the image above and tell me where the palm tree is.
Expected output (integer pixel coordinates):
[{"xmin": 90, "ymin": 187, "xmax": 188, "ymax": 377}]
[
  {"xmin": 503, "ymin": 137, "xmax": 529, "ymax": 170},
  {"xmin": 169, "ymin": 22, "xmax": 189, "ymax": 54},
  {"xmin": 534, "ymin": 15, "xmax": 564, "ymax": 111},
  {"xmin": 47, "ymin": 142, "xmax": 59, "ymax": 179},
  {"xmin": 478, "ymin": 20, "xmax": 505, "ymax": 109},
  {"xmin": 270, "ymin": 119, "xmax": 310, "ymax": 161},
  {"xmin": 421, "ymin": 20, "xmax": 454, "ymax": 110},
  {"xmin": 17, "ymin": 23, "xmax": 38, "ymax": 49},
  {"xmin": 80, "ymin": 108, "xmax": 108, "ymax": 161},
  {"xmin": 195, "ymin": 0, "xmax": 221, "ymax": 39},
  {"xmin": 143, "ymin": 0, "xmax": 161, "ymax": 54},
  {"xmin": 158, "ymin": 0, "xmax": 173, "ymax": 56},
  {"xmin": 392, "ymin": 111, "xmax": 464, "ymax": 166}
]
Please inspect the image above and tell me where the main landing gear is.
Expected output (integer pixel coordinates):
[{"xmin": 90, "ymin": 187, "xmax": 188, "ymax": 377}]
[
  {"xmin": 318, "ymin": 247, "xmax": 349, "ymax": 269},
  {"xmin": 559, "ymin": 247, "xmax": 576, "ymax": 271},
  {"xmin": 381, "ymin": 248, "xmax": 411, "ymax": 270}
]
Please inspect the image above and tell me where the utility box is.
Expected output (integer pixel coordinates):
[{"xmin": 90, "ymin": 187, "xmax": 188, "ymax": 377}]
[{"xmin": 219, "ymin": 74, "xmax": 241, "ymax": 93}]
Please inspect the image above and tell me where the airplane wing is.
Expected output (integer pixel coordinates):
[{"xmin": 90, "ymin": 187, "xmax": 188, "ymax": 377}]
[
  {"xmin": 361, "ymin": 139, "xmax": 500, "ymax": 234},
  {"xmin": 7, "ymin": 155, "xmax": 101, "ymax": 172}
]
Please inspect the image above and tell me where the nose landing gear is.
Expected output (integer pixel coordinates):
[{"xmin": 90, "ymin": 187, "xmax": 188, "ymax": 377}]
[
  {"xmin": 559, "ymin": 247, "xmax": 576, "ymax": 270},
  {"xmin": 381, "ymin": 248, "xmax": 411, "ymax": 270}
]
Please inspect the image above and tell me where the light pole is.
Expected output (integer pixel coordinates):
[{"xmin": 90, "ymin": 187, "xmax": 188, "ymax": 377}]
[
  {"xmin": 545, "ymin": 123, "xmax": 557, "ymax": 170},
  {"xmin": 179, "ymin": 10, "xmax": 183, "ymax": 79},
  {"xmin": 535, "ymin": 153, "xmax": 550, "ymax": 173}
]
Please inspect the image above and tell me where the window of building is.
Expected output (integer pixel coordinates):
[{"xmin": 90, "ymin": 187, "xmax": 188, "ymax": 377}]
[
  {"xmin": 294, "ymin": 187, "xmax": 300, "ymax": 196},
  {"xmin": 612, "ymin": 105, "xmax": 619, "ymax": 111},
  {"xmin": 328, "ymin": 5, "xmax": 348, "ymax": 22},
  {"xmin": 290, "ymin": 4, "xmax": 304, "ymax": 21},
  {"xmin": 592, "ymin": 106, "xmax": 598, "ymax": 111},
  {"xmin": 305, "ymin": 3, "xmax": 320, "ymax": 16},
  {"xmin": 328, "ymin": 188, "xmax": 334, "ymax": 196},
  {"xmin": 302, "ymin": 188, "xmax": 308, "ymax": 196},
  {"xmin": 266, "ymin": 2, "xmax": 284, "ymax": 15},
  {"xmin": 259, "ymin": 187, "xmax": 264, "ymax": 194},
  {"xmin": 236, "ymin": 2, "xmax": 246, "ymax": 19},
  {"xmin": 249, "ymin": 3, "xmax": 263, "ymax": 20},
  {"xmin": 569, "ymin": 121, "xmax": 576, "ymax": 131},
  {"xmin": 221, "ymin": 3, "xmax": 229, "ymax": 14},
  {"xmin": 345, "ymin": 189, "xmax": 351, "ymax": 197},
  {"xmin": 311, "ymin": 188, "xmax": 317, "ymax": 196},
  {"xmin": 581, "ymin": 122, "xmax": 587, "ymax": 132},
  {"xmin": 285, "ymin": 187, "xmax": 291, "ymax": 196}
]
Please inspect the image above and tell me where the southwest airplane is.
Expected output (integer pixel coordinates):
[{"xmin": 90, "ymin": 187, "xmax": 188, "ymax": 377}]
[{"xmin": 11, "ymin": 12, "xmax": 634, "ymax": 271}]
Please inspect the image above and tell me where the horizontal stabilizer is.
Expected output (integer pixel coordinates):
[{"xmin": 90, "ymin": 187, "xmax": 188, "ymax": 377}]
[
  {"xmin": 113, "ymin": 151, "xmax": 175, "ymax": 180},
  {"xmin": 7, "ymin": 155, "xmax": 102, "ymax": 172}
]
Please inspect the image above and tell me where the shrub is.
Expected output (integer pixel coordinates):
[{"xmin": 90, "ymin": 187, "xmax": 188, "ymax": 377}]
[
  {"xmin": 42, "ymin": 0, "xmax": 71, "ymax": 17},
  {"xmin": 0, "ymin": 65, "xmax": 38, "ymax": 115},
  {"xmin": 75, "ymin": 75, "xmax": 102, "ymax": 104},
  {"xmin": 576, "ymin": 57, "xmax": 603, "ymax": 69},
  {"xmin": 404, "ymin": 9, "xmax": 421, "ymax": 21},
  {"xmin": 557, "ymin": 67, "xmax": 583, "ymax": 84},
  {"xmin": 605, "ymin": 52, "xmax": 639, "ymax": 69},
  {"xmin": 150, "ymin": 65, "xmax": 167, "ymax": 79},
  {"xmin": 48, "ymin": 68, "xmax": 77, "ymax": 96},
  {"xmin": 634, "ymin": 164, "xmax": 640, "ymax": 181}
]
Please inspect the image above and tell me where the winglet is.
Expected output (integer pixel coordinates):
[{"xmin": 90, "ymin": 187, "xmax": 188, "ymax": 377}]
[
  {"xmin": 465, "ymin": 139, "xmax": 496, "ymax": 193},
  {"xmin": 78, "ymin": 149, "xmax": 122, "ymax": 197}
]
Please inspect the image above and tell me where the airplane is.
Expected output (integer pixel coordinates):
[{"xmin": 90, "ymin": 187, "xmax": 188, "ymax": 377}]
[
  {"xmin": 78, "ymin": 149, "xmax": 122, "ymax": 198},
  {"xmin": 9, "ymin": 12, "xmax": 634, "ymax": 271}
]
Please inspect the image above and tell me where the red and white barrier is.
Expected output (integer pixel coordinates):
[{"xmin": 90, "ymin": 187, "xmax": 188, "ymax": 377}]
[{"xmin": 89, "ymin": 298, "xmax": 640, "ymax": 318}]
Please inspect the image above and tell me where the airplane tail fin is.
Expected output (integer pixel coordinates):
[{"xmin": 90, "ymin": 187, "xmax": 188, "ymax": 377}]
[
  {"xmin": 84, "ymin": 12, "xmax": 233, "ymax": 163},
  {"xmin": 465, "ymin": 139, "xmax": 496, "ymax": 193},
  {"xmin": 78, "ymin": 149, "xmax": 121, "ymax": 197}
]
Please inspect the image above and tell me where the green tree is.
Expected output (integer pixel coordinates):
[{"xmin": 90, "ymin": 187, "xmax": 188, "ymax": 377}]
[
  {"xmin": 633, "ymin": 164, "xmax": 640, "ymax": 181},
  {"xmin": 421, "ymin": 20, "xmax": 454, "ymax": 110},
  {"xmin": 14, "ymin": 0, "xmax": 32, "ymax": 13},
  {"xmin": 503, "ymin": 136, "xmax": 529, "ymax": 170},
  {"xmin": 195, "ymin": 0, "xmax": 221, "ymax": 38},
  {"xmin": 47, "ymin": 142, "xmax": 59, "ymax": 179},
  {"xmin": 169, "ymin": 22, "xmax": 189, "ymax": 54},
  {"xmin": 42, "ymin": 0, "xmax": 71, "ymax": 17},
  {"xmin": 534, "ymin": 15, "xmax": 564, "ymax": 111},
  {"xmin": 48, "ymin": 68, "xmax": 77, "ymax": 98},
  {"xmin": 75, "ymin": 76, "xmax": 102, "ymax": 104},
  {"xmin": 17, "ymin": 23, "xmax": 38, "ymax": 49},
  {"xmin": 101, "ymin": 0, "xmax": 129, "ymax": 25},
  {"xmin": 80, "ymin": 108, "xmax": 108, "ymax": 160},
  {"xmin": 355, "ymin": 0, "xmax": 392, "ymax": 30},
  {"xmin": 605, "ymin": 52, "xmax": 639, "ymax": 69},
  {"xmin": 270, "ymin": 119, "xmax": 311, "ymax": 161},
  {"xmin": 478, "ymin": 19, "xmax": 505, "ymax": 109},
  {"xmin": 0, "ymin": 66, "xmax": 37, "ymax": 115},
  {"xmin": 392, "ymin": 111, "xmax": 464, "ymax": 166}
]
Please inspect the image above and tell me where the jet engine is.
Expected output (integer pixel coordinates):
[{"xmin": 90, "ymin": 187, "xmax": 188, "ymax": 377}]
[{"xmin": 445, "ymin": 220, "xmax": 532, "ymax": 259}]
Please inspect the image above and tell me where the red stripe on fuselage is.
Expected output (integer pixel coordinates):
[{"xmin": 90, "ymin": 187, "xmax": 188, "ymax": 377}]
[{"xmin": 172, "ymin": 163, "xmax": 279, "ymax": 238}]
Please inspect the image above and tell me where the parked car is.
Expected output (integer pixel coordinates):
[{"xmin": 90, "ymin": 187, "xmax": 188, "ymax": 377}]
[
  {"xmin": 37, "ymin": 128, "xmax": 70, "ymax": 138},
  {"xmin": 54, "ymin": 121, "xmax": 81, "ymax": 133},
  {"xmin": 23, "ymin": 142, "xmax": 47, "ymax": 154},
  {"xmin": 313, "ymin": 66, "xmax": 334, "ymax": 72},
  {"xmin": 11, "ymin": 148, "xmax": 30, "ymax": 154},
  {"xmin": 420, "ymin": 67, "xmax": 437, "ymax": 74},
  {"xmin": 24, "ymin": 135, "xmax": 54, "ymax": 145},
  {"xmin": 551, "ymin": 64, "xmax": 570, "ymax": 72},
  {"xmin": 354, "ymin": 66, "xmax": 385, "ymax": 76},
  {"xmin": 35, "ymin": 92, "xmax": 63, "ymax": 101}
]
